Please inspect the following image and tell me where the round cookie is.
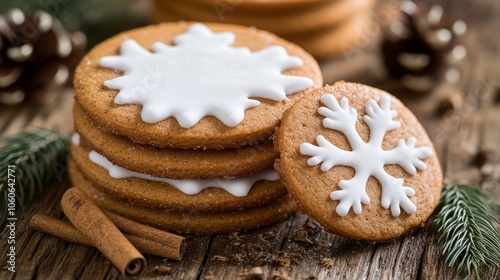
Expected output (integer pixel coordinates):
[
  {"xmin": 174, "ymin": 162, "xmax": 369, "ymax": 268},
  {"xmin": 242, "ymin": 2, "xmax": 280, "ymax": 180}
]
[
  {"xmin": 284, "ymin": 10, "xmax": 373, "ymax": 59},
  {"xmin": 172, "ymin": 0, "xmax": 328, "ymax": 11},
  {"xmin": 74, "ymin": 104, "xmax": 278, "ymax": 179},
  {"xmin": 154, "ymin": 0, "xmax": 374, "ymax": 36},
  {"xmin": 70, "ymin": 164, "xmax": 297, "ymax": 234},
  {"xmin": 275, "ymin": 82, "xmax": 442, "ymax": 241},
  {"xmin": 74, "ymin": 22, "xmax": 322, "ymax": 149},
  {"xmin": 70, "ymin": 144, "xmax": 288, "ymax": 213}
]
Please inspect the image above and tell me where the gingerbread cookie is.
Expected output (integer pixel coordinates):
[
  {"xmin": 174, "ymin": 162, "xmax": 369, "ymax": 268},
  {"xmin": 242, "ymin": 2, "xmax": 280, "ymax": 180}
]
[
  {"xmin": 285, "ymin": 10, "xmax": 372, "ymax": 60},
  {"xmin": 74, "ymin": 104, "xmax": 278, "ymax": 179},
  {"xmin": 275, "ymin": 82, "xmax": 442, "ymax": 241},
  {"xmin": 74, "ymin": 22, "xmax": 322, "ymax": 149},
  {"xmin": 154, "ymin": 0, "xmax": 374, "ymax": 36},
  {"xmin": 190, "ymin": 0, "xmax": 327, "ymax": 11},
  {"xmin": 70, "ymin": 162, "xmax": 297, "ymax": 234},
  {"xmin": 70, "ymin": 140, "xmax": 288, "ymax": 213}
]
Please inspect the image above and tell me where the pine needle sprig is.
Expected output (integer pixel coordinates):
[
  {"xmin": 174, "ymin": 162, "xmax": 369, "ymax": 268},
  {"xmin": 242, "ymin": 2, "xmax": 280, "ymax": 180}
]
[
  {"xmin": 0, "ymin": 128, "xmax": 69, "ymax": 228},
  {"xmin": 435, "ymin": 184, "xmax": 500, "ymax": 279}
]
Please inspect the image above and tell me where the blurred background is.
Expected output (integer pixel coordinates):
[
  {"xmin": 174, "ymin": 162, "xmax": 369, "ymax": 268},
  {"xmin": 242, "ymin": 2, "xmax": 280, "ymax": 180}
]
[{"xmin": 0, "ymin": 0, "xmax": 150, "ymax": 49}]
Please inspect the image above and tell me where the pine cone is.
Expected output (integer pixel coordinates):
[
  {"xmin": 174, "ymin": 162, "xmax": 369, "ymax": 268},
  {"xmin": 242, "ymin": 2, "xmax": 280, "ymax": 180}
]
[
  {"xmin": 0, "ymin": 9, "xmax": 86, "ymax": 105},
  {"xmin": 381, "ymin": 0, "xmax": 467, "ymax": 92}
]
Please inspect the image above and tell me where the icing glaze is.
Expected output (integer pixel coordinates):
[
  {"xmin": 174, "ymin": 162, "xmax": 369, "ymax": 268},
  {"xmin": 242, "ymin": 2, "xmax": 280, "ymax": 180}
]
[
  {"xmin": 99, "ymin": 23, "xmax": 313, "ymax": 128},
  {"xmin": 70, "ymin": 133, "xmax": 278, "ymax": 197},
  {"xmin": 87, "ymin": 150, "xmax": 279, "ymax": 197},
  {"xmin": 71, "ymin": 133, "xmax": 80, "ymax": 146},
  {"xmin": 300, "ymin": 95, "xmax": 432, "ymax": 217}
]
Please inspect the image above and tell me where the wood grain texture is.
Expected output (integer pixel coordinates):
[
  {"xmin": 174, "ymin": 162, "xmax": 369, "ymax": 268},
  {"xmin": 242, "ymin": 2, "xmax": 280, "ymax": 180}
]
[{"xmin": 1, "ymin": 0, "xmax": 499, "ymax": 279}]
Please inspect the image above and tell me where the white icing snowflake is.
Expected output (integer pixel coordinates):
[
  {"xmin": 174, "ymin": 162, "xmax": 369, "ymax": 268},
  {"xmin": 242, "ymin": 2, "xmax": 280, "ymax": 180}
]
[
  {"xmin": 99, "ymin": 23, "xmax": 313, "ymax": 128},
  {"xmin": 300, "ymin": 95, "xmax": 432, "ymax": 217}
]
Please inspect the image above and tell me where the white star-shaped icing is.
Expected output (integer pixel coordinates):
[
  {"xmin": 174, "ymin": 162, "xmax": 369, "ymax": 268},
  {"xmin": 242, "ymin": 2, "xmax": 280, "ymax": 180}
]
[{"xmin": 99, "ymin": 23, "xmax": 313, "ymax": 128}]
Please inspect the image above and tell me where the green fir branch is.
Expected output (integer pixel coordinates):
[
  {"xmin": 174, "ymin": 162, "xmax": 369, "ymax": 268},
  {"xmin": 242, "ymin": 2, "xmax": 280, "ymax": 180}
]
[
  {"xmin": 0, "ymin": 128, "xmax": 69, "ymax": 228},
  {"xmin": 435, "ymin": 184, "xmax": 500, "ymax": 279}
]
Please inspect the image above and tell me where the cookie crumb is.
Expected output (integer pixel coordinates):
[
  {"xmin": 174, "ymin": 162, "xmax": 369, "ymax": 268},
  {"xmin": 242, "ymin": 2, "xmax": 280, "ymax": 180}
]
[
  {"xmin": 287, "ymin": 242, "xmax": 304, "ymax": 254},
  {"xmin": 277, "ymin": 254, "xmax": 292, "ymax": 268},
  {"xmin": 232, "ymin": 253, "xmax": 245, "ymax": 265},
  {"xmin": 315, "ymin": 240, "xmax": 331, "ymax": 257},
  {"xmin": 304, "ymin": 219, "xmax": 319, "ymax": 230},
  {"xmin": 212, "ymin": 255, "xmax": 230, "ymax": 262},
  {"xmin": 153, "ymin": 265, "xmax": 173, "ymax": 275},
  {"xmin": 321, "ymin": 257, "xmax": 335, "ymax": 268},
  {"xmin": 211, "ymin": 230, "xmax": 311, "ymax": 268},
  {"xmin": 230, "ymin": 232, "xmax": 246, "ymax": 247},
  {"xmin": 259, "ymin": 231, "xmax": 277, "ymax": 241},
  {"xmin": 292, "ymin": 229, "xmax": 313, "ymax": 244},
  {"xmin": 229, "ymin": 232, "xmax": 240, "ymax": 239},
  {"xmin": 272, "ymin": 268, "xmax": 291, "ymax": 280},
  {"xmin": 239, "ymin": 266, "xmax": 264, "ymax": 280}
]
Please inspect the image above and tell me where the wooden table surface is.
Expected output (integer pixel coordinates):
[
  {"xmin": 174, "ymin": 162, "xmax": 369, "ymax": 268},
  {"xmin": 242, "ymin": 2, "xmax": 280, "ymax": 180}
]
[{"xmin": 1, "ymin": 0, "xmax": 499, "ymax": 279}]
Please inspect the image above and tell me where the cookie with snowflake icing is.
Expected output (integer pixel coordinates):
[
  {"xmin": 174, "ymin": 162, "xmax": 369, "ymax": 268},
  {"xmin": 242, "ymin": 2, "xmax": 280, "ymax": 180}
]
[
  {"xmin": 275, "ymin": 81, "xmax": 442, "ymax": 241},
  {"xmin": 69, "ymin": 141, "xmax": 288, "ymax": 213},
  {"xmin": 74, "ymin": 22, "xmax": 322, "ymax": 149},
  {"xmin": 73, "ymin": 104, "xmax": 278, "ymax": 179},
  {"xmin": 69, "ymin": 161, "xmax": 296, "ymax": 234}
]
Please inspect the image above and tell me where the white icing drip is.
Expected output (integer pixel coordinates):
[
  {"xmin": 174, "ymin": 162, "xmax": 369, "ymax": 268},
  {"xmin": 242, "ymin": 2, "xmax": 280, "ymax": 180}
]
[
  {"xmin": 99, "ymin": 23, "xmax": 313, "ymax": 128},
  {"xmin": 300, "ymin": 95, "xmax": 432, "ymax": 217},
  {"xmin": 71, "ymin": 133, "xmax": 80, "ymax": 146},
  {"xmin": 88, "ymin": 150, "xmax": 279, "ymax": 197}
]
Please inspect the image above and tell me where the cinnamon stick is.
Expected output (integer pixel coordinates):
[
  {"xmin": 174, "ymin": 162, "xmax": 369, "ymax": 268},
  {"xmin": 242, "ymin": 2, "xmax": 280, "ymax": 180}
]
[
  {"xmin": 29, "ymin": 214, "xmax": 182, "ymax": 260},
  {"xmin": 61, "ymin": 187, "xmax": 146, "ymax": 277},
  {"xmin": 104, "ymin": 210, "xmax": 185, "ymax": 261}
]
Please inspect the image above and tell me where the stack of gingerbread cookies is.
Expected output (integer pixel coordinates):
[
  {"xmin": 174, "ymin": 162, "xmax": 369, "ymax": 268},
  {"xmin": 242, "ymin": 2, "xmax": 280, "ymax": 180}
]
[
  {"xmin": 151, "ymin": 0, "xmax": 376, "ymax": 59},
  {"xmin": 69, "ymin": 22, "xmax": 322, "ymax": 234}
]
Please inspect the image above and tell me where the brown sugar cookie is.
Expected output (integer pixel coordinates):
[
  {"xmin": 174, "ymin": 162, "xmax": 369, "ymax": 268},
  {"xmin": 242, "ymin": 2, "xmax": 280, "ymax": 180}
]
[
  {"xmin": 275, "ymin": 82, "xmax": 442, "ymax": 241},
  {"xmin": 70, "ymin": 163, "xmax": 297, "ymax": 234},
  {"xmin": 154, "ymin": 0, "xmax": 375, "ymax": 36},
  {"xmin": 74, "ymin": 104, "xmax": 278, "ymax": 179},
  {"xmin": 284, "ymin": 10, "xmax": 373, "ymax": 59},
  {"xmin": 189, "ymin": 0, "xmax": 327, "ymax": 11},
  {"xmin": 74, "ymin": 22, "xmax": 322, "ymax": 149},
  {"xmin": 70, "ymin": 142, "xmax": 288, "ymax": 213}
]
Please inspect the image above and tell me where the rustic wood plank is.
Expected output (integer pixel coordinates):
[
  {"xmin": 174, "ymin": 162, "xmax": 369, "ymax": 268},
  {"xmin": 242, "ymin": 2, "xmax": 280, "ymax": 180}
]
[
  {"xmin": 142, "ymin": 234, "xmax": 211, "ymax": 279},
  {"xmin": 0, "ymin": 91, "xmax": 74, "ymax": 136},
  {"xmin": 281, "ymin": 216, "xmax": 378, "ymax": 280},
  {"xmin": 0, "ymin": 107, "xmax": 19, "ymax": 133},
  {"xmin": 481, "ymin": 109, "xmax": 500, "ymax": 198},
  {"xmin": 1, "ymin": 105, "xmax": 38, "ymax": 136},
  {"xmin": 49, "ymin": 244, "xmax": 92, "ymax": 280},
  {"xmin": 199, "ymin": 215, "xmax": 299, "ymax": 279},
  {"xmin": 27, "ymin": 91, "xmax": 76, "ymax": 134}
]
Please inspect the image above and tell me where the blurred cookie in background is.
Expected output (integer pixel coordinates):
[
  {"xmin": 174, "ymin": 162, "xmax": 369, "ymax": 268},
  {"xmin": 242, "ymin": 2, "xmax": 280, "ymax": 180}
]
[{"xmin": 151, "ymin": 0, "xmax": 377, "ymax": 60}]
